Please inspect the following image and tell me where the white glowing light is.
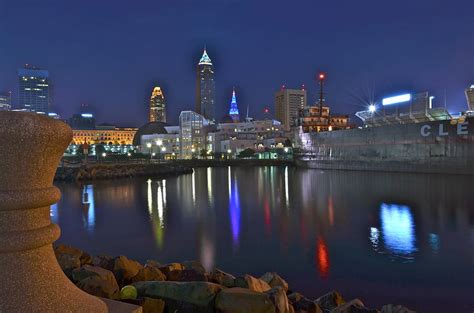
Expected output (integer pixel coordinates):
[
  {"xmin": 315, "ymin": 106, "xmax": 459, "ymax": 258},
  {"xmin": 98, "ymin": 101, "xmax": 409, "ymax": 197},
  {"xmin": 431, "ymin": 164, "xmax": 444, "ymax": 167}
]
[
  {"xmin": 368, "ymin": 104, "xmax": 377, "ymax": 113},
  {"xmin": 382, "ymin": 94, "xmax": 411, "ymax": 106},
  {"xmin": 81, "ymin": 113, "xmax": 93, "ymax": 118}
]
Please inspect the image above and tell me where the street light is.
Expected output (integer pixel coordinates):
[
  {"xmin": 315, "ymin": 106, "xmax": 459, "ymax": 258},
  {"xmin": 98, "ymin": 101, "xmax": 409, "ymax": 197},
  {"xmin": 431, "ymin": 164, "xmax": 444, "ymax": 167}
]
[{"xmin": 368, "ymin": 104, "xmax": 377, "ymax": 113}]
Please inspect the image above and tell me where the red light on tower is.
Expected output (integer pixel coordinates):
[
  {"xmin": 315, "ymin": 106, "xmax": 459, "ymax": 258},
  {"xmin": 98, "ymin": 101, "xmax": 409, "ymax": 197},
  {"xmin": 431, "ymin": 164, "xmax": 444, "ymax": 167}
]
[
  {"xmin": 319, "ymin": 73, "xmax": 325, "ymax": 80},
  {"xmin": 264, "ymin": 107, "xmax": 269, "ymax": 113}
]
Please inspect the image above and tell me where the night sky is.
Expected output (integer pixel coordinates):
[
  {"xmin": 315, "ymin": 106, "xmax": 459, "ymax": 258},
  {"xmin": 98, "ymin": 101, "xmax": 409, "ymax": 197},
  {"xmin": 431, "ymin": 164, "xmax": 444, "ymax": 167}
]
[{"xmin": 1, "ymin": 0, "xmax": 473, "ymax": 126}]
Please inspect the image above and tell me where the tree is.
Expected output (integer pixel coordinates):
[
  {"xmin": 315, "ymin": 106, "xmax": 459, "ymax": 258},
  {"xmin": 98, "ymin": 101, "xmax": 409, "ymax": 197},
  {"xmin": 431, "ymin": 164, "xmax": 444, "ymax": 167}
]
[{"xmin": 238, "ymin": 148, "xmax": 256, "ymax": 159}]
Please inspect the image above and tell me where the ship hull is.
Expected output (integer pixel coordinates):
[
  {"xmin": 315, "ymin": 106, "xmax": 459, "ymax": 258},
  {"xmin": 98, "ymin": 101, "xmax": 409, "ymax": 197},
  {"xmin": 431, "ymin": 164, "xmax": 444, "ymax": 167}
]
[{"xmin": 295, "ymin": 117, "xmax": 474, "ymax": 175}]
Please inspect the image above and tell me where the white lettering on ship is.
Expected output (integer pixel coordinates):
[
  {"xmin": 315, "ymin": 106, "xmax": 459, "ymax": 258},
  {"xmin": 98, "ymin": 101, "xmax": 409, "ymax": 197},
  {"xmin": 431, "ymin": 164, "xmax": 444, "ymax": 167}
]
[{"xmin": 420, "ymin": 121, "xmax": 469, "ymax": 137}]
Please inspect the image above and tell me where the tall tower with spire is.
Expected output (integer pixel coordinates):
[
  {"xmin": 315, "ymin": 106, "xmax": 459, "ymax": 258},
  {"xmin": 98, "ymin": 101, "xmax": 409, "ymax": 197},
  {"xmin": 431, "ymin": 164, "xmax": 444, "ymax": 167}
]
[
  {"xmin": 149, "ymin": 86, "xmax": 166, "ymax": 123},
  {"xmin": 195, "ymin": 49, "xmax": 216, "ymax": 121},
  {"xmin": 228, "ymin": 87, "xmax": 240, "ymax": 123}
]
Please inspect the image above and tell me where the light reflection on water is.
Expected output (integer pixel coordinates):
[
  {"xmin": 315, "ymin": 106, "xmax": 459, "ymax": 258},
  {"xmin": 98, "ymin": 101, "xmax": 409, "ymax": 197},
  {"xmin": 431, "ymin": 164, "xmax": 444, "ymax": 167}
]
[
  {"xmin": 53, "ymin": 167, "xmax": 474, "ymax": 313},
  {"xmin": 370, "ymin": 203, "xmax": 417, "ymax": 260}
]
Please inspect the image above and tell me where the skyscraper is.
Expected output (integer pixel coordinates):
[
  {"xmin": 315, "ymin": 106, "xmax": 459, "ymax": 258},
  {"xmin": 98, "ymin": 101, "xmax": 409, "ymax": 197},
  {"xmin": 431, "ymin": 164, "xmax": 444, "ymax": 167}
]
[
  {"xmin": 196, "ymin": 49, "xmax": 216, "ymax": 121},
  {"xmin": 465, "ymin": 84, "xmax": 474, "ymax": 111},
  {"xmin": 18, "ymin": 65, "xmax": 51, "ymax": 113},
  {"xmin": 0, "ymin": 91, "xmax": 12, "ymax": 111},
  {"xmin": 228, "ymin": 88, "xmax": 240, "ymax": 123},
  {"xmin": 275, "ymin": 87, "xmax": 307, "ymax": 131},
  {"xmin": 149, "ymin": 86, "xmax": 166, "ymax": 123}
]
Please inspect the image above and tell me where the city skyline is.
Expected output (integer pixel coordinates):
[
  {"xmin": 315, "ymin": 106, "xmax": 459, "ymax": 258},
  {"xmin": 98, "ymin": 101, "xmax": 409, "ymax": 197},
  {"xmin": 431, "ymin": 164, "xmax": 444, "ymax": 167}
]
[{"xmin": 1, "ymin": 0, "xmax": 473, "ymax": 126}]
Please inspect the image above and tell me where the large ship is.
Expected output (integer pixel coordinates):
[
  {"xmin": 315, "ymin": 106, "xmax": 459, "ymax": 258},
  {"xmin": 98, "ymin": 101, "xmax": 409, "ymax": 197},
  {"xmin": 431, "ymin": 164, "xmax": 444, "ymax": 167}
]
[{"xmin": 294, "ymin": 87, "xmax": 474, "ymax": 175}]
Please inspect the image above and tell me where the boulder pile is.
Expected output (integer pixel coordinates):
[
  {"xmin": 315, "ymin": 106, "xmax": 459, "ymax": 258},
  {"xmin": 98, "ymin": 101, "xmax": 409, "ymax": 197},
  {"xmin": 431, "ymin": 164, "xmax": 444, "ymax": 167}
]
[{"xmin": 54, "ymin": 244, "xmax": 416, "ymax": 313}]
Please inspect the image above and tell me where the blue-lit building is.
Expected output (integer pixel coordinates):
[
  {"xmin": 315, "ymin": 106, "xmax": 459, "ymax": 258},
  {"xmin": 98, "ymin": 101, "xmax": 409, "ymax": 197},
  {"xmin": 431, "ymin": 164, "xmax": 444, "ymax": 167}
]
[
  {"xmin": 228, "ymin": 88, "xmax": 240, "ymax": 123},
  {"xmin": 18, "ymin": 65, "xmax": 51, "ymax": 114},
  {"xmin": 195, "ymin": 49, "xmax": 216, "ymax": 122}
]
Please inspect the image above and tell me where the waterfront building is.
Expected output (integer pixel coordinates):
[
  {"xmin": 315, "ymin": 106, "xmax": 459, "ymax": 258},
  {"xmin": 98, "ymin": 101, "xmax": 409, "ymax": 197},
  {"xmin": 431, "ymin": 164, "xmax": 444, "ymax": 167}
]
[
  {"xmin": 179, "ymin": 111, "xmax": 210, "ymax": 159},
  {"xmin": 18, "ymin": 65, "xmax": 51, "ymax": 113},
  {"xmin": 228, "ymin": 88, "xmax": 240, "ymax": 122},
  {"xmin": 0, "ymin": 91, "xmax": 12, "ymax": 111},
  {"xmin": 275, "ymin": 87, "xmax": 307, "ymax": 131},
  {"xmin": 149, "ymin": 86, "xmax": 166, "ymax": 123},
  {"xmin": 195, "ymin": 49, "xmax": 216, "ymax": 121},
  {"xmin": 140, "ymin": 126, "xmax": 180, "ymax": 159},
  {"xmin": 207, "ymin": 119, "xmax": 287, "ymax": 156},
  {"xmin": 466, "ymin": 84, "xmax": 474, "ymax": 111},
  {"xmin": 71, "ymin": 126, "xmax": 137, "ymax": 145},
  {"xmin": 68, "ymin": 113, "xmax": 96, "ymax": 129}
]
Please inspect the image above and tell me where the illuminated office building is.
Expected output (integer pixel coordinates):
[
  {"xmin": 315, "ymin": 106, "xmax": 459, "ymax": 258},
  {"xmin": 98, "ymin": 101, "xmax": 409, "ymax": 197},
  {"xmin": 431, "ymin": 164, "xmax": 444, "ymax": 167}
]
[
  {"xmin": 196, "ymin": 49, "xmax": 216, "ymax": 121},
  {"xmin": 275, "ymin": 87, "xmax": 306, "ymax": 131},
  {"xmin": 149, "ymin": 86, "xmax": 166, "ymax": 123},
  {"xmin": 18, "ymin": 65, "xmax": 51, "ymax": 113},
  {"xmin": 0, "ymin": 91, "xmax": 12, "ymax": 111},
  {"xmin": 179, "ymin": 111, "xmax": 210, "ymax": 159}
]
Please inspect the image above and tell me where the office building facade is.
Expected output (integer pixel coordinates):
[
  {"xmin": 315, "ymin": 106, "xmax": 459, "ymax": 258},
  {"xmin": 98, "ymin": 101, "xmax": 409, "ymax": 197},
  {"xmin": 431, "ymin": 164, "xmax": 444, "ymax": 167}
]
[
  {"xmin": 195, "ymin": 49, "xmax": 216, "ymax": 121},
  {"xmin": 275, "ymin": 87, "xmax": 307, "ymax": 131},
  {"xmin": 0, "ymin": 92, "xmax": 12, "ymax": 111},
  {"xmin": 18, "ymin": 66, "xmax": 51, "ymax": 113}
]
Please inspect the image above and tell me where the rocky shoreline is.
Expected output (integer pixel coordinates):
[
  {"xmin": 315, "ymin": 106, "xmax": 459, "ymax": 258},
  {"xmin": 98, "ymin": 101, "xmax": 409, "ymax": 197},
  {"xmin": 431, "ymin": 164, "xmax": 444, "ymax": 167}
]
[
  {"xmin": 54, "ymin": 244, "xmax": 415, "ymax": 313},
  {"xmin": 54, "ymin": 163, "xmax": 193, "ymax": 181}
]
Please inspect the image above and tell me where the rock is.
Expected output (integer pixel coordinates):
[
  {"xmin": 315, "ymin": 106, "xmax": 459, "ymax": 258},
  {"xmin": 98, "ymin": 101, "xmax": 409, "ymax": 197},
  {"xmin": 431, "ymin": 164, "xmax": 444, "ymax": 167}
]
[
  {"xmin": 288, "ymin": 292, "xmax": 322, "ymax": 313},
  {"xmin": 168, "ymin": 269, "xmax": 208, "ymax": 282},
  {"xmin": 133, "ymin": 281, "xmax": 224, "ymax": 313},
  {"xmin": 331, "ymin": 299, "xmax": 379, "ymax": 313},
  {"xmin": 260, "ymin": 272, "xmax": 289, "ymax": 292},
  {"xmin": 145, "ymin": 259, "xmax": 162, "ymax": 268},
  {"xmin": 265, "ymin": 286, "xmax": 293, "ymax": 313},
  {"xmin": 113, "ymin": 255, "xmax": 144, "ymax": 286},
  {"xmin": 77, "ymin": 275, "xmax": 120, "ymax": 299},
  {"xmin": 158, "ymin": 262, "xmax": 184, "ymax": 279},
  {"xmin": 72, "ymin": 264, "xmax": 118, "ymax": 286},
  {"xmin": 131, "ymin": 266, "xmax": 166, "ymax": 283},
  {"xmin": 182, "ymin": 260, "xmax": 207, "ymax": 274},
  {"xmin": 381, "ymin": 304, "xmax": 416, "ymax": 313},
  {"xmin": 315, "ymin": 291, "xmax": 345, "ymax": 312},
  {"xmin": 234, "ymin": 274, "xmax": 272, "ymax": 292},
  {"xmin": 57, "ymin": 253, "xmax": 81, "ymax": 277},
  {"xmin": 54, "ymin": 244, "xmax": 91, "ymax": 265},
  {"xmin": 142, "ymin": 297, "xmax": 165, "ymax": 313},
  {"xmin": 215, "ymin": 287, "xmax": 276, "ymax": 313},
  {"xmin": 210, "ymin": 268, "xmax": 236, "ymax": 288},
  {"xmin": 92, "ymin": 254, "xmax": 114, "ymax": 271}
]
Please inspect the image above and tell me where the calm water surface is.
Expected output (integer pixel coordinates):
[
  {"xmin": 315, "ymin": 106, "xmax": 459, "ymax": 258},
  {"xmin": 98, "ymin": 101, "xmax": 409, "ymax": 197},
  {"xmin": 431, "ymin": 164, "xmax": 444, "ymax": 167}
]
[{"xmin": 53, "ymin": 167, "xmax": 474, "ymax": 312}]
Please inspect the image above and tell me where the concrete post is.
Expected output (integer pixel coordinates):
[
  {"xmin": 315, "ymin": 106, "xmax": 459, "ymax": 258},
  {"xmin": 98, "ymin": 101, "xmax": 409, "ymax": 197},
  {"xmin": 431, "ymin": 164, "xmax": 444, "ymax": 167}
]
[{"xmin": 0, "ymin": 112, "xmax": 107, "ymax": 312}]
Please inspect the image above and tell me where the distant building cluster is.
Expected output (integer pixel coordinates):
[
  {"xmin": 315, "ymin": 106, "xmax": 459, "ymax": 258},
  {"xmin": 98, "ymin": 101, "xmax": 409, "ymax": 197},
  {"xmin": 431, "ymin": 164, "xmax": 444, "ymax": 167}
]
[{"xmin": 6, "ymin": 48, "xmax": 472, "ymax": 161}]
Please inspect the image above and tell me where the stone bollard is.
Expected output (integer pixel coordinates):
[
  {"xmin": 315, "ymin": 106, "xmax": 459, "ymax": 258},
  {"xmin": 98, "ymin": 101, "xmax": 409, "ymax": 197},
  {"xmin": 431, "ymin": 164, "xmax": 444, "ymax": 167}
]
[{"xmin": 0, "ymin": 112, "xmax": 107, "ymax": 312}]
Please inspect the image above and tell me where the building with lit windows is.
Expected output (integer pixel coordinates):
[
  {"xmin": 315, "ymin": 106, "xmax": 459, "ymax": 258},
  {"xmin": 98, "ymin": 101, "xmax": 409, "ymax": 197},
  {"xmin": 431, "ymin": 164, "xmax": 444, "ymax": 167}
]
[
  {"xmin": 196, "ymin": 49, "xmax": 216, "ymax": 121},
  {"xmin": 179, "ymin": 111, "xmax": 210, "ymax": 159},
  {"xmin": 140, "ymin": 126, "xmax": 180, "ymax": 159},
  {"xmin": 0, "ymin": 91, "xmax": 12, "ymax": 111},
  {"xmin": 18, "ymin": 65, "xmax": 51, "ymax": 113},
  {"xmin": 207, "ymin": 119, "xmax": 287, "ymax": 155},
  {"xmin": 275, "ymin": 87, "xmax": 307, "ymax": 131},
  {"xmin": 71, "ymin": 126, "xmax": 137, "ymax": 145},
  {"xmin": 149, "ymin": 87, "xmax": 166, "ymax": 123}
]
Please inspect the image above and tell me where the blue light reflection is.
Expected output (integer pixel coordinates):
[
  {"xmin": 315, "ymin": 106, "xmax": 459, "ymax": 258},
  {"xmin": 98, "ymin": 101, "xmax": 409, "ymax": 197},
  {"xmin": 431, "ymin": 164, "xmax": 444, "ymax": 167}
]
[{"xmin": 380, "ymin": 203, "xmax": 416, "ymax": 257}]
